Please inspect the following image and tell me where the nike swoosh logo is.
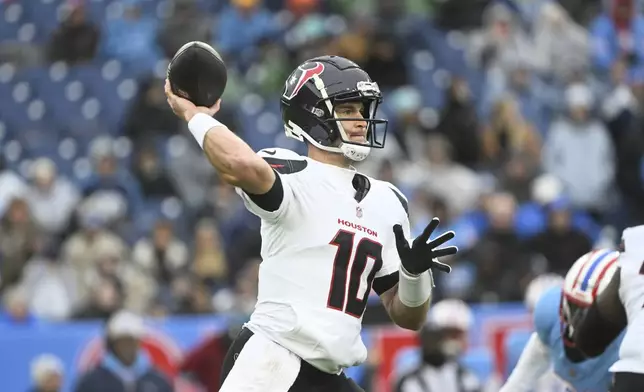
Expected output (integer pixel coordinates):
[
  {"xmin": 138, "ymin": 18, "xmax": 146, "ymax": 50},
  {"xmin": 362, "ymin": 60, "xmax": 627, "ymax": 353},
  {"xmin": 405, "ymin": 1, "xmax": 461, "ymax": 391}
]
[{"xmin": 264, "ymin": 149, "xmax": 276, "ymax": 155}]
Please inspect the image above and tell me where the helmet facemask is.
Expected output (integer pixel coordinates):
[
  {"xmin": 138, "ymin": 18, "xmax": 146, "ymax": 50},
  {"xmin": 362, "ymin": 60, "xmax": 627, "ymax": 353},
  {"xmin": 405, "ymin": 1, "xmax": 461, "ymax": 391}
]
[
  {"xmin": 559, "ymin": 293, "xmax": 592, "ymax": 362},
  {"xmin": 313, "ymin": 79, "xmax": 387, "ymax": 162},
  {"xmin": 559, "ymin": 293, "xmax": 589, "ymax": 347}
]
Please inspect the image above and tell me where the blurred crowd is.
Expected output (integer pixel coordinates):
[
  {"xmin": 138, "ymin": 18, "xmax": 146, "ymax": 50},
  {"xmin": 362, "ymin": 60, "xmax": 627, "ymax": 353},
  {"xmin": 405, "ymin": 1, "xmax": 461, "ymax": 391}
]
[{"xmin": 0, "ymin": 0, "xmax": 643, "ymax": 337}]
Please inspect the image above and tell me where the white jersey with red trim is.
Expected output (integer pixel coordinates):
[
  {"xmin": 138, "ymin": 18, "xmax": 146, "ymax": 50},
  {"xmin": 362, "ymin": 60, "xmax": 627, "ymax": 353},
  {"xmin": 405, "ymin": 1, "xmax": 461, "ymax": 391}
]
[
  {"xmin": 611, "ymin": 225, "xmax": 644, "ymax": 374},
  {"xmin": 235, "ymin": 148, "xmax": 410, "ymax": 374}
]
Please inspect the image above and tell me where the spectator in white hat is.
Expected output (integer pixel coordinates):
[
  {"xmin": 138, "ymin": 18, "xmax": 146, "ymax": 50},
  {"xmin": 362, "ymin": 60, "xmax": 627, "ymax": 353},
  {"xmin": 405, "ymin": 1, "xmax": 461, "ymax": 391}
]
[
  {"xmin": 395, "ymin": 299, "xmax": 481, "ymax": 392},
  {"xmin": 30, "ymin": 354, "xmax": 64, "ymax": 392},
  {"xmin": 105, "ymin": 310, "xmax": 146, "ymax": 365},
  {"xmin": 25, "ymin": 157, "xmax": 80, "ymax": 236},
  {"xmin": 73, "ymin": 310, "xmax": 172, "ymax": 392}
]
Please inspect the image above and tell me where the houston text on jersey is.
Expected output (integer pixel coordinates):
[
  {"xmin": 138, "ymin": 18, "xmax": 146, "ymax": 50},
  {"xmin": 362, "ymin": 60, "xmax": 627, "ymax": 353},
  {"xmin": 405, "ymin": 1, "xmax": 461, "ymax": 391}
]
[{"xmin": 337, "ymin": 218, "xmax": 377, "ymax": 238}]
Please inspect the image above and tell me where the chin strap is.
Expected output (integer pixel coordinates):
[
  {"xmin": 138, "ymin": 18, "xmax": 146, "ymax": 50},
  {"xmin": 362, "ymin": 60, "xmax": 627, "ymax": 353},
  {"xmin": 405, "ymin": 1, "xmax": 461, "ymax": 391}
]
[{"xmin": 340, "ymin": 143, "xmax": 370, "ymax": 161}]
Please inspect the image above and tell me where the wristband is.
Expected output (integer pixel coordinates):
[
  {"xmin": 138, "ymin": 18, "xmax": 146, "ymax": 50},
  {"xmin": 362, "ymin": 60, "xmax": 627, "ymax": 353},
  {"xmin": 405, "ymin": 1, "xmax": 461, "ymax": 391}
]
[
  {"xmin": 398, "ymin": 265, "xmax": 434, "ymax": 307},
  {"xmin": 188, "ymin": 113, "xmax": 223, "ymax": 149}
]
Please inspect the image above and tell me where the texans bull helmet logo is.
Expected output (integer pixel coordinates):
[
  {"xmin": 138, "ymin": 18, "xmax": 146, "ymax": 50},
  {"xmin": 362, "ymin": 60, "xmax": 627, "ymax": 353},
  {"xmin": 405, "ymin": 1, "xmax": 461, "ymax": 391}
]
[{"xmin": 282, "ymin": 62, "xmax": 325, "ymax": 100}]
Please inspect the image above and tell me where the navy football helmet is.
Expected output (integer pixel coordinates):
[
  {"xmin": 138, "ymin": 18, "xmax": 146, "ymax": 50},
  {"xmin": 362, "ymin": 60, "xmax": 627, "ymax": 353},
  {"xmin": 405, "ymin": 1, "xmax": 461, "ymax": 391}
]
[{"xmin": 280, "ymin": 56, "xmax": 388, "ymax": 161}]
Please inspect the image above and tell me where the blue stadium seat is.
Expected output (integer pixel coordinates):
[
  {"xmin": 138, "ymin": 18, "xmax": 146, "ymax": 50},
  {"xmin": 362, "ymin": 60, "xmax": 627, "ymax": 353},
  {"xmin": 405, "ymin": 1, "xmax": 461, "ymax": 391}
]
[
  {"xmin": 2, "ymin": 139, "xmax": 27, "ymax": 170},
  {"xmin": 408, "ymin": 22, "xmax": 486, "ymax": 104},
  {"xmin": 419, "ymin": 24, "xmax": 468, "ymax": 74},
  {"xmin": 43, "ymin": 139, "xmax": 77, "ymax": 179},
  {"xmin": 33, "ymin": 77, "xmax": 106, "ymax": 143},
  {"xmin": 137, "ymin": 0, "xmax": 167, "ymax": 17},
  {"xmin": 21, "ymin": 64, "xmax": 71, "ymax": 96},
  {"xmin": 62, "ymin": 99, "xmax": 109, "ymax": 146},
  {"xmin": 39, "ymin": 78, "xmax": 87, "ymax": 124},
  {"xmin": 16, "ymin": 125, "xmax": 62, "ymax": 157},
  {"xmin": 134, "ymin": 197, "xmax": 188, "ymax": 238},
  {"xmin": 407, "ymin": 51, "xmax": 445, "ymax": 108},
  {"xmin": 24, "ymin": 0, "xmax": 64, "ymax": 42},
  {"xmin": 85, "ymin": 0, "xmax": 113, "ymax": 24},
  {"xmin": 66, "ymin": 62, "xmax": 137, "ymax": 133},
  {"xmin": 0, "ymin": 120, "xmax": 10, "ymax": 146},
  {"xmin": 0, "ymin": 81, "xmax": 53, "ymax": 133},
  {"xmin": 237, "ymin": 97, "xmax": 284, "ymax": 151},
  {"xmin": 0, "ymin": 83, "xmax": 20, "ymax": 126},
  {"xmin": 0, "ymin": 3, "xmax": 25, "ymax": 41},
  {"xmin": 69, "ymin": 64, "xmax": 102, "ymax": 86},
  {"xmin": 92, "ymin": 77, "xmax": 138, "ymax": 133}
]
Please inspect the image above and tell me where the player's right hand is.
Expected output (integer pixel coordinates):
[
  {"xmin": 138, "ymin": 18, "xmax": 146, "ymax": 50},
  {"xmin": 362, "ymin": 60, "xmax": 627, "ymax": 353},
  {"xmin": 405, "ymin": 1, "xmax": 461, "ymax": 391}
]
[
  {"xmin": 165, "ymin": 78, "xmax": 221, "ymax": 122},
  {"xmin": 393, "ymin": 218, "xmax": 457, "ymax": 276}
]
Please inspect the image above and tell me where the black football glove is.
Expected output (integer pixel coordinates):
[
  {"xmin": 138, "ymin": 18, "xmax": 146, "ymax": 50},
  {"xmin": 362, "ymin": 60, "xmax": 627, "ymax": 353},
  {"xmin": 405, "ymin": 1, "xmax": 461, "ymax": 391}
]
[{"xmin": 393, "ymin": 217, "xmax": 458, "ymax": 276}]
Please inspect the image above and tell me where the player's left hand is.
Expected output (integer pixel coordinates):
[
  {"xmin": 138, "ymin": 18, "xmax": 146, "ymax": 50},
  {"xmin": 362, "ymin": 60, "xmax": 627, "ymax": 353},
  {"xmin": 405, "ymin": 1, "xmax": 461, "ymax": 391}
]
[
  {"xmin": 393, "ymin": 218, "xmax": 457, "ymax": 276},
  {"xmin": 165, "ymin": 79, "xmax": 221, "ymax": 122}
]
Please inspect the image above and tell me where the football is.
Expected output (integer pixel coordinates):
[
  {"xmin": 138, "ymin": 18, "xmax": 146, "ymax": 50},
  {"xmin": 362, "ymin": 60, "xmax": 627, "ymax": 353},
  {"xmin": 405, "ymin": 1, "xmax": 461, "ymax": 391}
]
[{"xmin": 167, "ymin": 41, "xmax": 228, "ymax": 107}]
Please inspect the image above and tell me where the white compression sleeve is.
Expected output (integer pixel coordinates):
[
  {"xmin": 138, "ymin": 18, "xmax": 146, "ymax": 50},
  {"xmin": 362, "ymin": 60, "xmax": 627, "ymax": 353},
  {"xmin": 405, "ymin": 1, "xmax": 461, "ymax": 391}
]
[
  {"xmin": 397, "ymin": 265, "xmax": 433, "ymax": 307},
  {"xmin": 499, "ymin": 332, "xmax": 552, "ymax": 392},
  {"xmin": 188, "ymin": 113, "xmax": 223, "ymax": 149}
]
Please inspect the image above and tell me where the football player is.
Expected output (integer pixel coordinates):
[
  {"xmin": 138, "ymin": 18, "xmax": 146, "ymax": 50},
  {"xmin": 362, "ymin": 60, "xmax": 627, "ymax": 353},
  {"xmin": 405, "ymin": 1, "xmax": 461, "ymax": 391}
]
[
  {"xmin": 164, "ymin": 55, "xmax": 458, "ymax": 392},
  {"xmin": 500, "ymin": 249, "xmax": 623, "ymax": 392},
  {"xmin": 573, "ymin": 226, "xmax": 644, "ymax": 392}
]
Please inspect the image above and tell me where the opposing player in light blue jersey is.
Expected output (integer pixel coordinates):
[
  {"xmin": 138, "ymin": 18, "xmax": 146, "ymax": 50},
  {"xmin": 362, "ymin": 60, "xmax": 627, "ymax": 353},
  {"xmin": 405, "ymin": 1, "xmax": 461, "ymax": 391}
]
[{"xmin": 500, "ymin": 249, "xmax": 624, "ymax": 392}]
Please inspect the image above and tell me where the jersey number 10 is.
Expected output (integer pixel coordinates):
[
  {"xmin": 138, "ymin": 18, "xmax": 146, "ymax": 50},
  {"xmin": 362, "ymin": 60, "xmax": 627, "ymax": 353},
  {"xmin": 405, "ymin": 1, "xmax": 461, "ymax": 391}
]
[{"xmin": 327, "ymin": 230, "xmax": 383, "ymax": 318}]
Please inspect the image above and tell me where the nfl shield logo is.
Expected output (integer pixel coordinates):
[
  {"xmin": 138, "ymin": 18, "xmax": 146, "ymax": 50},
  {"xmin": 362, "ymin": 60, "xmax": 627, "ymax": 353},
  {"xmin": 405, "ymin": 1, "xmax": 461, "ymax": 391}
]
[{"xmin": 356, "ymin": 206, "xmax": 363, "ymax": 218}]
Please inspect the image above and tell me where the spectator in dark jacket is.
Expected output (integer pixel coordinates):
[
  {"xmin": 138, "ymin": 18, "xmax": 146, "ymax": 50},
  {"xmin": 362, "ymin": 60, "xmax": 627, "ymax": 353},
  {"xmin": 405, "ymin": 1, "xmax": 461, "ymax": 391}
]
[
  {"xmin": 362, "ymin": 31, "xmax": 408, "ymax": 90},
  {"xmin": 528, "ymin": 200, "xmax": 592, "ymax": 276},
  {"xmin": 132, "ymin": 147, "xmax": 179, "ymax": 200},
  {"xmin": 429, "ymin": 78, "xmax": 482, "ymax": 169},
  {"xmin": 73, "ymin": 311, "xmax": 172, "ymax": 392},
  {"xmin": 468, "ymin": 192, "xmax": 531, "ymax": 302},
  {"xmin": 47, "ymin": 2, "xmax": 99, "ymax": 64},
  {"xmin": 123, "ymin": 78, "xmax": 181, "ymax": 146}
]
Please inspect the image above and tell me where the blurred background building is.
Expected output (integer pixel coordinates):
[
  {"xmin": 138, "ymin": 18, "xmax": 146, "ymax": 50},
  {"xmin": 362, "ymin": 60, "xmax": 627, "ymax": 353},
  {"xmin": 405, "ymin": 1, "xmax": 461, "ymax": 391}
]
[{"xmin": 0, "ymin": 0, "xmax": 643, "ymax": 391}]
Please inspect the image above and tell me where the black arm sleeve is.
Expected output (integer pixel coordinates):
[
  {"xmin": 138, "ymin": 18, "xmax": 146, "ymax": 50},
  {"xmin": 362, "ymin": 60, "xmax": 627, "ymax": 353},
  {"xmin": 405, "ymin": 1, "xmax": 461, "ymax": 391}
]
[
  {"xmin": 244, "ymin": 170, "xmax": 284, "ymax": 212},
  {"xmin": 574, "ymin": 270, "xmax": 627, "ymax": 357},
  {"xmin": 372, "ymin": 272, "xmax": 399, "ymax": 296}
]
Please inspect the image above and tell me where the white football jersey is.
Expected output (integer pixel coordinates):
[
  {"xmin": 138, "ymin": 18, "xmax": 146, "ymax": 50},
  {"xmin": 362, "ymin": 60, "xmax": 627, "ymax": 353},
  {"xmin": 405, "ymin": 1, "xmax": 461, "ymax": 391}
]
[
  {"xmin": 235, "ymin": 148, "xmax": 410, "ymax": 374},
  {"xmin": 610, "ymin": 225, "xmax": 644, "ymax": 374}
]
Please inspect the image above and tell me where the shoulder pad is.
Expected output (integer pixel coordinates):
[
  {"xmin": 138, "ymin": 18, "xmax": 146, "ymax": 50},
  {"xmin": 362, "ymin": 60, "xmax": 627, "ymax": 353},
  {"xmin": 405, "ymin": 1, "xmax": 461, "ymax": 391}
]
[
  {"xmin": 621, "ymin": 225, "xmax": 644, "ymax": 255},
  {"xmin": 386, "ymin": 183, "xmax": 409, "ymax": 217},
  {"xmin": 258, "ymin": 148, "xmax": 308, "ymax": 175}
]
